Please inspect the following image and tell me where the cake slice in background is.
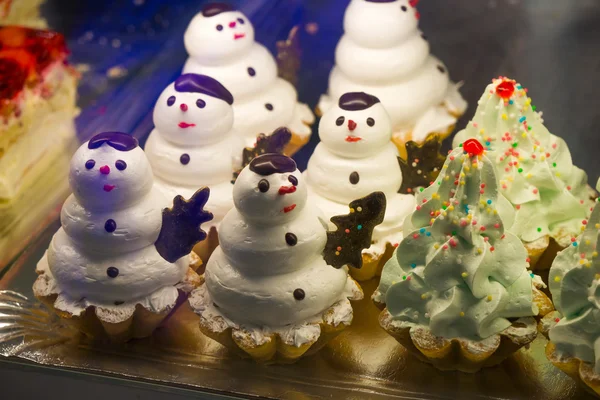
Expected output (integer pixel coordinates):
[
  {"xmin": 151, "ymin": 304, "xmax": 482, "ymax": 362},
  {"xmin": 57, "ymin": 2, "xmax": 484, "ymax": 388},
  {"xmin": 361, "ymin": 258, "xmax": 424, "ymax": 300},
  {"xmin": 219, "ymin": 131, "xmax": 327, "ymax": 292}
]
[
  {"xmin": 0, "ymin": 26, "xmax": 78, "ymax": 267},
  {"xmin": 0, "ymin": 0, "xmax": 46, "ymax": 28}
]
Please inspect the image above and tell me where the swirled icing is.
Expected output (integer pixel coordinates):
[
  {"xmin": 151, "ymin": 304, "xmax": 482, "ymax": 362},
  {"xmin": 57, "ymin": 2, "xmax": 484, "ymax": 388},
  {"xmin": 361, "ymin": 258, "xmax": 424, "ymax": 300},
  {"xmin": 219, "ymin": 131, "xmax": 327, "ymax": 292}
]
[
  {"xmin": 145, "ymin": 76, "xmax": 239, "ymax": 229},
  {"xmin": 305, "ymin": 94, "xmax": 415, "ymax": 255},
  {"xmin": 198, "ymin": 157, "xmax": 361, "ymax": 331},
  {"xmin": 453, "ymin": 78, "xmax": 592, "ymax": 244},
  {"xmin": 182, "ymin": 8, "xmax": 314, "ymax": 145},
  {"xmin": 549, "ymin": 179, "xmax": 600, "ymax": 373},
  {"xmin": 318, "ymin": 0, "xmax": 466, "ymax": 142},
  {"xmin": 42, "ymin": 134, "xmax": 189, "ymax": 308},
  {"xmin": 375, "ymin": 145, "xmax": 537, "ymax": 340}
]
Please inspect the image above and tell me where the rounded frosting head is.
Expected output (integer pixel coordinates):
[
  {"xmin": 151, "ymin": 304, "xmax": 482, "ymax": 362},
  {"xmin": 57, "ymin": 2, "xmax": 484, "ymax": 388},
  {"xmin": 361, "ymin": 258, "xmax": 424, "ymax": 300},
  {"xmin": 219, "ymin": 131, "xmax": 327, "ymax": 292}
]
[
  {"xmin": 343, "ymin": 0, "xmax": 418, "ymax": 49},
  {"xmin": 153, "ymin": 74, "xmax": 234, "ymax": 146},
  {"xmin": 319, "ymin": 92, "xmax": 392, "ymax": 158},
  {"xmin": 233, "ymin": 154, "xmax": 306, "ymax": 225},
  {"xmin": 70, "ymin": 132, "xmax": 153, "ymax": 211},
  {"xmin": 184, "ymin": 3, "xmax": 254, "ymax": 63}
]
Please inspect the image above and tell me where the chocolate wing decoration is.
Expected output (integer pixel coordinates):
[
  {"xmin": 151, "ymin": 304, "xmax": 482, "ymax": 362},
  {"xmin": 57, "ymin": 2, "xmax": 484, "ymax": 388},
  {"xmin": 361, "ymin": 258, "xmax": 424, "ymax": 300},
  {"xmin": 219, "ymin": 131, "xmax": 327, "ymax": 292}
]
[
  {"xmin": 276, "ymin": 25, "xmax": 301, "ymax": 87},
  {"xmin": 398, "ymin": 135, "xmax": 446, "ymax": 194},
  {"xmin": 324, "ymin": 192, "xmax": 386, "ymax": 269},
  {"xmin": 155, "ymin": 187, "xmax": 213, "ymax": 263},
  {"xmin": 232, "ymin": 127, "xmax": 292, "ymax": 182}
]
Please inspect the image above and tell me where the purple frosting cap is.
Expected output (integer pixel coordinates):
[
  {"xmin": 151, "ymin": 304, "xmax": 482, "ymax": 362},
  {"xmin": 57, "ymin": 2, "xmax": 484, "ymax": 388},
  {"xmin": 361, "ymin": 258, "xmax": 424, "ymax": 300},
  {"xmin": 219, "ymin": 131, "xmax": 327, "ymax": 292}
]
[
  {"xmin": 88, "ymin": 132, "xmax": 139, "ymax": 152},
  {"xmin": 174, "ymin": 73, "xmax": 234, "ymax": 105},
  {"xmin": 201, "ymin": 2, "xmax": 234, "ymax": 17},
  {"xmin": 249, "ymin": 154, "xmax": 297, "ymax": 176},
  {"xmin": 364, "ymin": 0, "xmax": 397, "ymax": 2},
  {"xmin": 338, "ymin": 92, "xmax": 381, "ymax": 111}
]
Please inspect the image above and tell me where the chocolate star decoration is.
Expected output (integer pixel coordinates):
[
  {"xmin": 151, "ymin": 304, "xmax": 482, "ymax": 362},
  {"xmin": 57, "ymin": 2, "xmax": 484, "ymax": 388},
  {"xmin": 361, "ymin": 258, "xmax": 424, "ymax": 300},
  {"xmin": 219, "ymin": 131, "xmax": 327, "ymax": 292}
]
[
  {"xmin": 276, "ymin": 25, "xmax": 301, "ymax": 87},
  {"xmin": 232, "ymin": 127, "xmax": 292, "ymax": 182},
  {"xmin": 324, "ymin": 191, "xmax": 386, "ymax": 269},
  {"xmin": 155, "ymin": 187, "xmax": 213, "ymax": 263},
  {"xmin": 398, "ymin": 135, "xmax": 446, "ymax": 194}
]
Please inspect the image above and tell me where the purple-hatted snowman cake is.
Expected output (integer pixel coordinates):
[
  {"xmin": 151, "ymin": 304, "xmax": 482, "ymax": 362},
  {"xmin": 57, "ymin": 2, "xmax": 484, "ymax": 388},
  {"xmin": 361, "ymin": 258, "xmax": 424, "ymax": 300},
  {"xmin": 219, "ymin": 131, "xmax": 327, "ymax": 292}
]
[
  {"xmin": 144, "ymin": 73, "xmax": 238, "ymax": 261},
  {"xmin": 189, "ymin": 153, "xmax": 388, "ymax": 363},
  {"xmin": 33, "ymin": 132, "xmax": 212, "ymax": 342},
  {"xmin": 305, "ymin": 92, "xmax": 416, "ymax": 281},
  {"xmin": 182, "ymin": 2, "xmax": 314, "ymax": 155}
]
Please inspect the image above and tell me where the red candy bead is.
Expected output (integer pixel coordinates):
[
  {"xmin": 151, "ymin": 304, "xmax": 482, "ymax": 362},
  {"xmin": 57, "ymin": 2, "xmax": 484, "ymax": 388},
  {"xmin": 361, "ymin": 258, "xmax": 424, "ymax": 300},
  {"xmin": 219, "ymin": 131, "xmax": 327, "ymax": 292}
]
[
  {"xmin": 463, "ymin": 138, "xmax": 485, "ymax": 156},
  {"xmin": 496, "ymin": 80, "xmax": 515, "ymax": 99}
]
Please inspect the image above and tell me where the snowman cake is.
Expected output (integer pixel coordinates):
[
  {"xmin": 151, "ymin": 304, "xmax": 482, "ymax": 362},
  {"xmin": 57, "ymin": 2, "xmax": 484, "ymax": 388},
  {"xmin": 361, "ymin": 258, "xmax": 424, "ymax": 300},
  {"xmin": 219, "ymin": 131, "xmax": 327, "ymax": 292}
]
[
  {"xmin": 33, "ymin": 132, "xmax": 212, "ymax": 342},
  {"xmin": 145, "ymin": 73, "xmax": 238, "ymax": 261},
  {"xmin": 182, "ymin": 2, "xmax": 314, "ymax": 156},
  {"xmin": 189, "ymin": 154, "xmax": 385, "ymax": 363},
  {"xmin": 305, "ymin": 92, "xmax": 416, "ymax": 281},
  {"xmin": 318, "ymin": 0, "xmax": 467, "ymax": 158}
]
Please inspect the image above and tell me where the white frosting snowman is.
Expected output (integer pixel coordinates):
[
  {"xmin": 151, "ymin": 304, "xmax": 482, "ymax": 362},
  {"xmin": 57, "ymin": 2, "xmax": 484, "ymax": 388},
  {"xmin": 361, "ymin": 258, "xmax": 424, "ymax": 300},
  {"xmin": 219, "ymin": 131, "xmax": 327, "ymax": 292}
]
[
  {"xmin": 306, "ymin": 92, "xmax": 415, "ymax": 256},
  {"xmin": 40, "ymin": 132, "xmax": 189, "ymax": 307},
  {"xmin": 318, "ymin": 0, "xmax": 467, "ymax": 142},
  {"xmin": 182, "ymin": 2, "xmax": 314, "ymax": 147},
  {"xmin": 145, "ymin": 74, "xmax": 238, "ymax": 229},
  {"xmin": 201, "ymin": 154, "xmax": 359, "ymax": 328}
]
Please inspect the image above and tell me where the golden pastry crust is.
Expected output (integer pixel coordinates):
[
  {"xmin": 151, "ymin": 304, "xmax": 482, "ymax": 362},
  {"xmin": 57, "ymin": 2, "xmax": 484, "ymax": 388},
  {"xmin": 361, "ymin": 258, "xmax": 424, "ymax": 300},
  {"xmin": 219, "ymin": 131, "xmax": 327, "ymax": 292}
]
[
  {"xmin": 349, "ymin": 242, "xmax": 396, "ymax": 282},
  {"xmin": 194, "ymin": 278, "xmax": 364, "ymax": 364},
  {"xmin": 34, "ymin": 258, "xmax": 203, "ymax": 343},
  {"xmin": 546, "ymin": 341, "xmax": 600, "ymax": 398},
  {"xmin": 377, "ymin": 286, "xmax": 553, "ymax": 373}
]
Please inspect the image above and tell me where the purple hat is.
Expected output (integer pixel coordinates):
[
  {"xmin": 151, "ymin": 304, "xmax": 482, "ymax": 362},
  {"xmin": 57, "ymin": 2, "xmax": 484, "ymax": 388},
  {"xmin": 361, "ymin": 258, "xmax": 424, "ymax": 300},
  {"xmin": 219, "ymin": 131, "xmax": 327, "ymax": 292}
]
[
  {"xmin": 338, "ymin": 92, "xmax": 381, "ymax": 111},
  {"xmin": 174, "ymin": 74, "xmax": 234, "ymax": 105},
  {"xmin": 202, "ymin": 2, "xmax": 234, "ymax": 17},
  {"xmin": 88, "ymin": 132, "xmax": 138, "ymax": 151}
]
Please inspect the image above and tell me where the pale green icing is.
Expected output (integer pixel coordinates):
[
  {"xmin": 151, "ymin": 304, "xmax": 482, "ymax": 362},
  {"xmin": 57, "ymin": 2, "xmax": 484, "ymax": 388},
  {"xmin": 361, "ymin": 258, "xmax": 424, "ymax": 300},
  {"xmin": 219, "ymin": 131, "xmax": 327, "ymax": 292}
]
[
  {"xmin": 549, "ymin": 181, "xmax": 600, "ymax": 373},
  {"xmin": 452, "ymin": 78, "xmax": 591, "ymax": 244},
  {"xmin": 377, "ymin": 145, "xmax": 536, "ymax": 341}
]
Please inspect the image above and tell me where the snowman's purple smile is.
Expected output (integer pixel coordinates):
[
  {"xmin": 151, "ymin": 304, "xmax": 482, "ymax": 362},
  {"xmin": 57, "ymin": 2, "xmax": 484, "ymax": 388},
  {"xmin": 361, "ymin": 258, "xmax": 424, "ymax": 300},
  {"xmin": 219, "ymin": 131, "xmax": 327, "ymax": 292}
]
[{"xmin": 103, "ymin": 184, "xmax": 116, "ymax": 192}]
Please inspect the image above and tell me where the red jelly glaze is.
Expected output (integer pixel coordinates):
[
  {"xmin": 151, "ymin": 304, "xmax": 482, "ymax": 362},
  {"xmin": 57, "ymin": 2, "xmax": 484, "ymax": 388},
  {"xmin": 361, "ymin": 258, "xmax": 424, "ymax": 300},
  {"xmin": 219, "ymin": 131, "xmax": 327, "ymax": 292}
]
[
  {"xmin": 463, "ymin": 138, "xmax": 485, "ymax": 156},
  {"xmin": 495, "ymin": 80, "xmax": 515, "ymax": 99},
  {"xmin": 0, "ymin": 26, "xmax": 68, "ymax": 103}
]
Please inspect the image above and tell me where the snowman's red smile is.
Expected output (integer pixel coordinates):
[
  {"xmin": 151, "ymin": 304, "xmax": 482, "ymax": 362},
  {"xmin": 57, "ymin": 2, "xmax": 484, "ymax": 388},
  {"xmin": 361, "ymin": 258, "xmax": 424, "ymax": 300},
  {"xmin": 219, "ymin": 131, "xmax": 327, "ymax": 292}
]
[
  {"xmin": 234, "ymin": 33, "xmax": 245, "ymax": 40},
  {"xmin": 283, "ymin": 204, "xmax": 297, "ymax": 213},
  {"xmin": 178, "ymin": 122, "xmax": 196, "ymax": 128},
  {"xmin": 103, "ymin": 184, "xmax": 116, "ymax": 192},
  {"xmin": 345, "ymin": 136, "xmax": 362, "ymax": 142}
]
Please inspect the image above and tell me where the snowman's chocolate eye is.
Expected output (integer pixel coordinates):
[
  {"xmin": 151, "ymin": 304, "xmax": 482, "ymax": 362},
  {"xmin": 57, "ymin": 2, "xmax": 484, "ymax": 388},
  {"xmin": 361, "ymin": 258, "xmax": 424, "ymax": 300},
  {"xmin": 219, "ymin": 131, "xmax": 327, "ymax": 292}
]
[
  {"xmin": 401, "ymin": 5, "xmax": 408, "ymax": 11},
  {"xmin": 216, "ymin": 24, "xmax": 223, "ymax": 31},
  {"xmin": 167, "ymin": 96, "xmax": 176, "ymax": 107},
  {"xmin": 336, "ymin": 116, "xmax": 345, "ymax": 126},
  {"xmin": 258, "ymin": 179, "xmax": 270, "ymax": 193},
  {"xmin": 196, "ymin": 99, "xmax": 206, "ymax": 108},
  {"xmin": 115, "ymin": 160, "xmax": 127, "ymax": 170},
  {"xmin": 85, "ymin": 159, "xmax": 95, "ymax": 170},
  {"xmin": 367, "ymin": 118, "xmax": 375, "ymax": 127},
  {"xmin": 288, "ymin": 175, "xmax": 298, "ymax": 186},
  {"xmin": 237, "ymin": 18, "xmax": 244, "ymax": 24}
]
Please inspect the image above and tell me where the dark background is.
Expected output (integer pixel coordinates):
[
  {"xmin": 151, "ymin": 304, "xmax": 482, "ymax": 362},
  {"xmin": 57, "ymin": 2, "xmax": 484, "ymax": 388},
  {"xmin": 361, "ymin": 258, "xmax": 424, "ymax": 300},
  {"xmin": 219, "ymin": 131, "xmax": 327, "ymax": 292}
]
[{"xmin": 2, "ymin": 0, "xmax": 600, "ymax": 398}]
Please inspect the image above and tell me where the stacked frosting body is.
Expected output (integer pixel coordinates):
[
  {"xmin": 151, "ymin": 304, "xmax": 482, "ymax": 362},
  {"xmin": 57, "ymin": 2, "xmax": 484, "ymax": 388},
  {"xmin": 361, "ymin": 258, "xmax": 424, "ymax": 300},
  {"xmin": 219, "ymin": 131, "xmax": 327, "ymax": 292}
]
[
  {"xmin": 145, "ymin": 74, "xmax": 237, "ymax": 229},
  {"xmin": 305, "ymin": 92, "xmax": 415, "ymax": 258},
  {"xmin": 37, "ymin": 132, "xmax": 189, "ymax": 313},
  {"xmin": 376, "ymin": 143, "xmax": 537, "ymax": 340},
  {"xmin": 182, "ymin": 3, "xmax": 314, "ymax": 148},
  {"xmin": 549, "ymin": 179, "xmax": 600, "ymax": 373},
  {"xmin": 193, "ymin": 154, "xmax": 361, "ymax": 346},
  {"xmin": 453, "ymin": 78, "xmax": 591, "ymax": 247},
  {"xmin": 319, "ymin": 0, "xmax": 466, "ymax": 142}
]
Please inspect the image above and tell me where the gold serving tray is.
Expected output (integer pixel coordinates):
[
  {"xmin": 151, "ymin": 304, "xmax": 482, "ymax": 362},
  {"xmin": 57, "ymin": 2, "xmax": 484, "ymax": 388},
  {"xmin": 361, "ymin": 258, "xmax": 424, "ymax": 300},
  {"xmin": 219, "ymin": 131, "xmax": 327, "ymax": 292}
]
[{"xmin": 0, "ymin": 239, "xmax": 594, "ymax": 399}]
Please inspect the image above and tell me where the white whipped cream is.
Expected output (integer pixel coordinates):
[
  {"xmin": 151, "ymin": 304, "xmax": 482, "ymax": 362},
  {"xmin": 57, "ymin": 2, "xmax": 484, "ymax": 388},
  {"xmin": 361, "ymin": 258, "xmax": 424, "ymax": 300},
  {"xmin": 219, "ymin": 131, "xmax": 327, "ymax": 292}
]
[
  {"xmin": 192, "ymin": 157, "xmax": 361, "ymax": 341},
  {"xmin": 43, "ymin": 136, "xmax": 189, "ymax": 307},
  {"xmin": 318, "ymin": 0, "xmax": 466, "ymax": 141},
  {"xmin": 305, "ymin": 94, "xmax": 415, "ymax": 255},
  {"xmin": 182, "ymin": 8, "xmax": 314, "ymax": 145}
]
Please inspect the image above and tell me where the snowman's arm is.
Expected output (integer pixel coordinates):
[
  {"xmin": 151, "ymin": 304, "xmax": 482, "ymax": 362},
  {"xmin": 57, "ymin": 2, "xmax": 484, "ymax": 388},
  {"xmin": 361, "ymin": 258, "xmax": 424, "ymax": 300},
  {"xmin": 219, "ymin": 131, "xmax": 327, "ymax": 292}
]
[
  {"xmin": 155, "ymin": 187, "xmax": 213, "ymax": 263},
  {"xmin": 276, "ymin": 25, "xmax": 301, "ymax": 87},
  {"xmin": 323, "ymin": 192, "xmax": 386, "ymax": 269},
  {"xmin": 232, "ymin": 127, "xmax": 292, "ymax": 182}
]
